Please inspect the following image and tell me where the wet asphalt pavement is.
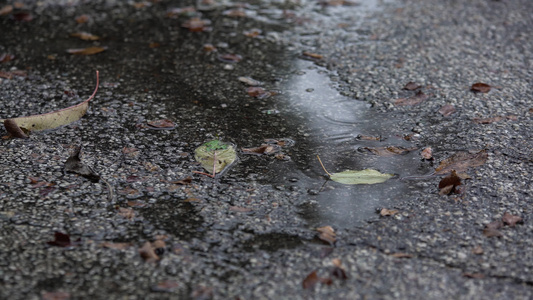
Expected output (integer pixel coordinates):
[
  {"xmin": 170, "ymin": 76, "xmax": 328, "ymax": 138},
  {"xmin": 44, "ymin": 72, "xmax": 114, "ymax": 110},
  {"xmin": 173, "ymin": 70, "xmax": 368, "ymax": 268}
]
[{"xmin": 1, "ymin": 0, "xmax": 532, "ymax": 299}]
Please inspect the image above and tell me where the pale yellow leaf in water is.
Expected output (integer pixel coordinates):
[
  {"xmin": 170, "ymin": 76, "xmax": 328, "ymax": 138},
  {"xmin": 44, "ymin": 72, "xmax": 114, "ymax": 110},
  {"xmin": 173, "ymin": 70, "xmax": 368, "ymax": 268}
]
[
  {"xmin": 330, "ymin": 169, "xmax": 394, "ymax": 185},
  {"xmin": 194, "ymin": 140, "xmax": 237, "ymax": 177},
  {"xmin": 0, "ymin": 71, "xmax": 99, "ymax": 131}
]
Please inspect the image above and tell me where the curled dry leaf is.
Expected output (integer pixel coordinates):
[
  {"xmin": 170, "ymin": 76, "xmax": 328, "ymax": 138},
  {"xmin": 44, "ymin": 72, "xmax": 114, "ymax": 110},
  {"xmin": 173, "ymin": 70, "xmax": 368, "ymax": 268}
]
[
  {"xmin": 394, "ymin": 90, "xmax": 428, "ymax": 106},
  {"xmin": 139, "ymin": 241, "xmax": 159, "ymax": 262},
  {"xmin": 0, "ymin": 70, "xmax": 99, "ymax": 131},
  {"xmin": 438, "ymin": 104, "xmax": 456, "ymax": 117},
  {"xmin": 435, "ymin": 150, "xmax": 488, "ymax": 175},
  {"xmin": 194, "ymin": 140, "xmax": 238, "ymax": 177},
  {"xmin": 218, "ymin": 53, "xmax": 242, "ymax": 63},
  {"xmin": 146, "ymin": 119, "xmax": 176, "ymax": 129},
  {"xmin": 438, "ymin": 170, "xmax": 462, "ymax": 195},
  {"xmin": 3, "ymin": 119, "xmax": 29, "ymax": 138},
  {"xmin": 380, "ymin": 208, "xmax": 399, "ymax": 217},
  {"xmin": 67, "ymin": 46, "xmax": 107, "ymax": 55},
  {"xmin": 238, "ymin": 76, "xmax": 262, "ymax": 86},
  {"xmin": 483, "ymin": 220, "xmax": 503, "ymax": 238},
  {"xmin": 316, "ymin": 226, "xmax": 336, "ymax": 245},
  {"xmin": 302, "ymin": 270, "xmax": 331, "ymax": 290},
  {"xmin": 246, "ymin": 86, "xmax": 271, "ymax": 99},
  {"xmin": 471, "ymin": 82, "xmax": 491, "ymax": 93},
  {"xmin": 502, "ymin": 212, "xmax": 523, "ymax": 227},
  {"xmin": 421, "ymin": 147, "xmax": 433, "ymax": 160},
  {"xmin": 403, "ymin": 81, "xmax": 421, "ymax": 90},
  {"xmin": 70, "ymin": 32, "xmax": 100, "ymax": 41},
  {"xmin": 362, "ymin": 146, "xmax": 417, "ymax": 157}
]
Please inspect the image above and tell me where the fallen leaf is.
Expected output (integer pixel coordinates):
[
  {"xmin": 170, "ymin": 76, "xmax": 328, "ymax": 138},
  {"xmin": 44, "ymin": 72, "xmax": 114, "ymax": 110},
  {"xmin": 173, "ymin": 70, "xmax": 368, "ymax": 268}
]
[
  {"xmin": 152, "ymin": 280, "xmax": 180, "ymax": 292},
  {"xmin": 0, "ymin": 70, "xmax": 99, "ymax": 131},
  {"xmin": 362, "ymin": 146, "xmax": 417, "ymax": 157},
  {"xmin": 117, "ymin": 207, "xmax": 135, "ymax": 219},
  {"xmin": 241, "ymin": 144, "xmax": 280, "ymax": 155},
  {"xmin": 390, "ymin": 253, "xmax": 413, "ymax": 258},
  {"xmin": 0, "ymin": 5, "xmax": 13, "ymax": 16},
  {"xmin": 243, "ymin": 28, "xmax": 262, "ymax": 38},
  {"xmin": 483, "ymin": 220, "xmax": 503, "ymax": 237},
  {"xmin": 64, "ymin": 146, "xmax": 100, "ymax": 183},
  {"xmin": 0, "ymin": 70, "xmax": 27, "ymax": 79},
  {"xmin": 302, "ymin": 51, "xmax": 323, "ymax": 60},
  {"xmin": 463, "ymin": 273, "xmax": 485, "ymax": 279},
  {"xmin": 438, "ymin": 104, "xmax": 456, "ymax": 117},
  {"xmin": 169, "ymin": 177, "xmax": 192, "ymax": 185},
  {"xmin": 0, "ymin": 53, "xmax": 15, "ymax": 62},
  {"xmin": 471, "ymin": 83, "xmax": 491, "ymax": 93},
  {"xmin": 47, "ymin": 232, "xmax": 76, "ymax": 247},
  {"xmin": 3, "ymin": 119, "xmax": 29, "ymax": 138},
  {"xmin": 421, "ymin": 147, "xmax": 433, "ymax": 160},
  {"xmin": 181, "ymin": 17, "xmax": 211, "ymax": 32},
  {"xmin": 330, "ymin": 259, "xmax": 348, "ymax": 280},
  {"xmin": 394, "ymin": 90, "xmax": 428, "ymax": 106},
  {"xmin": 357, "ymin": 134, "xmax": 381, "ymax": 141},
  {"xmin": 502, "ymin": 212, "xmax": 523, "ymax": 227},
  {"xmin": 146, "ymin": 119, "xmax": 176, "ymax": 129},
  {"xmin": 435, "ymin": 150, "xmax": 488, "ymax": 175},
  {"xmin": 223, "ymin": 8, "xmax": 246, "ymax": 17},
  {"xmin": 246, "ymin": 86, "xmax": 271, "ymax": 99},
  {"xmin": 316, "ymin": 226, "xmax": 336, "ymax": 245},
  {"xmin": 403, "ymin": 82, "xmax": 421, "ymax": 90},
  {"xmin": 438, "ymin": 170, "xmax": 462, "ymax": 195},
  {"xmin": 472, "ymin": 245, "xmax": 484, "ymax": 255},
  {"xmin": 302, "ymin": 270, "xmax": 320, "ymax": 289},
  {"xmin": 380, "ymin": 208, "xmax": 399, "ymax": 217},
  {"xmin": 70, "ymin": 32, "xmax": 100, "ymax": 41},
  {"xmin": 203, "ymin": 44, "xmax": 217, "ymax": 52},
  {"xmin": 218, "ymin": 53, "xmax": 242, "ymax": 63},
  {"xmin": 194, "ymin": 140, "xmax": 237, "ymax": 177},
  {"xmin": 67, "ymin": 46, "xmax": 107, "ymax": 55},
  {"xmin": 331, "ymin": 169, "xmax": 394, "ymax": 185}
]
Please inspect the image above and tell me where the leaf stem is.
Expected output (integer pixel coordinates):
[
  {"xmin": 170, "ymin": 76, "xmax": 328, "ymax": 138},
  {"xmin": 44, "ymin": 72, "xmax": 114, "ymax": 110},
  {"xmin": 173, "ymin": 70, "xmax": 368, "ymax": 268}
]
[{"xmin": 316, "ymin": 155, "xmax": 332, "ymax": 177}]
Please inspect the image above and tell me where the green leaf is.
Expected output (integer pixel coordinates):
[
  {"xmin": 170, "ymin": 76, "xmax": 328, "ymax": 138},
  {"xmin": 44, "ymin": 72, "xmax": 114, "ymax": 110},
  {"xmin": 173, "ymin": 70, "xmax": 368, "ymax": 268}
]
[
  {"xmin": 194, "ymin": 140, "xmax": 237, "ymax": 177},
  {"xmin": 0, "ymin": 71, "xmax": 99, "ymax": 131},
  {"xmin": 329, "ymin": 169, "xmax": 394, "ymax": 185}
]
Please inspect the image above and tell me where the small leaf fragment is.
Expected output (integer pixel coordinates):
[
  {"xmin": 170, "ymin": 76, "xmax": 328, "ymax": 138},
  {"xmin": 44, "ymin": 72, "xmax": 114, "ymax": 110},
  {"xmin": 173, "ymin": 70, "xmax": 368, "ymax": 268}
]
[
  {"xmin": 67, "ymin": 46, "xmax": 107, "ymax": 55},
  {"xmin": 435, "ymin": 150, "xmax": 488, "ymax": 175},
  {"xmin": 64, "ymin": 146, "xmax": 100, "ymax": 183},
  {"xmin": 438, "ymin": 170, "xmax": 462, "ymax": 195},
  {"xmin": 394, "ymin": 90, "xmax": 428, "ymax": 106},
  {"xmin": 438, "ymin": 104, "xmax": 456, "ymax": 117},
  {"xmin": 316, "ymin": 226, "xmax": 336, "ymax": 245},
  {"xmin": 146, "ymin": 119, "xmax": 176, "ymax": 129},
  {"xmin": 502, "ymin": 212, "xmax": 523, "ymax": 227},
  {"xmin": 403, "ymin": 81, "xmax": 421, "ymax": 90},
  {"xmin": 3, "ymin": 119, "xmax": 29, "ymax": 138},
  {"xmin": 421, "ymin": 147, "xmax": 433, "ymax": 160},
  {"xmin": 471, "ymin": 83, "xmax": 491, "ymax": 93},
  {"xmin": 70, "ymin": 32, "xmax": 100, "ymax": 41},
  {"xmin": 302, "ymin": 270, "xmax": 320, "ymax": 289},
  {"xmin": 380, "ymin": 208, "xmax": 399, "ymax": 217}
]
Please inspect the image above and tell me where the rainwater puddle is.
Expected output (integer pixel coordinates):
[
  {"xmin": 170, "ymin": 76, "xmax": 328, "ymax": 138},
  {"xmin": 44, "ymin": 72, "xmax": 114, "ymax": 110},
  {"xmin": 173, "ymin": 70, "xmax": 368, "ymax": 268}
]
[{"xmin": 262, "ymin": 59, "xmax": 425, "ymax": 228}]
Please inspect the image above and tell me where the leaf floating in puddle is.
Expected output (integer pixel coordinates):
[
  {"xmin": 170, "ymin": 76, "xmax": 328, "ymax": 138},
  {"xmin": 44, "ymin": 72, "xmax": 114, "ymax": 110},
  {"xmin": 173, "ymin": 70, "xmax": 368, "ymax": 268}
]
[
  {"xmin": 471, "ymin": 82, "xmax": 491, "ymax": 93},
  {"xmin": 0, "ymin": 71, "xmax": 99, "ymax": 131},
  {"xmin": 317, "ymin": 155, "xmax": 393, "ymax": 185},
  {"xmin": 194, "ymin": 140, "xmax": 237, "ymax": 177}
]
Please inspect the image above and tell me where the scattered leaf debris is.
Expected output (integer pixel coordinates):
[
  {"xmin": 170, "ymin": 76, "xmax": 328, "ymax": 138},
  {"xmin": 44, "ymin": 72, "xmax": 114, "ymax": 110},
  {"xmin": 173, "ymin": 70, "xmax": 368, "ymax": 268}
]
[
  {"xmin": 502, "ymin": 212, "xmax": 523, "ymax": 227},
  {"xmin": 218, "ymin": 53, "xmax": 242, "ymax": 63},
  {"xmin": 356, "ymin": 134, "xmax": 381, "ymax": 141},
  {"xmin": 435, "ymin": 150, "xmax": 488, "ymax": 175},
  {"xmin": 471, "ymin": 82, "xmax": 491, "ymax": 93},
  {"xmin": 483, "ymin": 220, "xmax": 503, "ymax": 238},
  {"xmin": 146, "ymin": 119, "xmax": 176, "ymax": 130},
  {"xmin": 316, "ymin": 226, "xmax": 336, "ymax": 245},
  {"xmin": 380, "ymin": 208, "xmax": 399, "ymax": 217},
  {"xmin": 421, "ymin": 147, "xmax": 433, "ymax": 160},
  {"xmin": 302, "ymin": 270, "xmax": 332, "ymax": 289},
  {"xmin": 473, "ymin": 115, "xmax": 517, "ymax": 124},
  {"xmin": 241, "ymin": 144, "xmax": 281, "ymax": 155},
  {"xmin": 47, "ymin": 232, "xmax": 79, "ymax": 247},
  {"xmin": 438, "ymin": 104, "xmax": 456, "ymax": 117},
  {"xmin": 181, "ymin": 17, "xmax": 212, "ymax": 32},
  {"xmin": 394, "ymin": 90, "xmax": 428, "ymax": 106},
  {"xmin": 194, "ymin": 140, "xmax": 237, "ymax": 178},
  {"xmin": 75, "ymin": 14, "xmax": 90, "ymax": 23},
  {"xmin": 139, "ymin": 238, "xmax": 166, "ymax": 263},
  {"xmin": 246, "ymin": 86, "xmax": 271, "ymax": 99},
  {"xmin": 64, "ymin": 146, "xmax": 100, "ymax": 183},
  {"xmin": 0, "ymin": 53, "xmax": 15, "ymax": 63},
  {"xmin": 70, "ymin": 32, "xmax": 100, "ymax": 41},
  {"xmin": 67, "ymin": 46, "xmax": 107, "ymax": 55},
  {"xmin": 238, "ymin": 76, "xmax": 262, "ymax": 86},
  {"xmin": 302, "ymin": 51, "xmax": 323, "ymax": 60}
]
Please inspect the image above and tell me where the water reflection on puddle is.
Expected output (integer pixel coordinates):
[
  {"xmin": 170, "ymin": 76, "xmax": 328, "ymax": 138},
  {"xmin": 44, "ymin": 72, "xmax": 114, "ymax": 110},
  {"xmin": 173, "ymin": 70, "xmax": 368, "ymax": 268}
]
[{"xmin": 272, "ymin": 60, "xmax": 422, "ymax": 228}]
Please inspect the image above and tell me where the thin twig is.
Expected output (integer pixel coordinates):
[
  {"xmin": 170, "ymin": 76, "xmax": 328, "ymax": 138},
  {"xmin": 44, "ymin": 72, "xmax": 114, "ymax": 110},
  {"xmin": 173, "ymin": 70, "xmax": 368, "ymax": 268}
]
[{"xmin": 316, "ymin": 155, "xmax": 332, "ymax": 176}]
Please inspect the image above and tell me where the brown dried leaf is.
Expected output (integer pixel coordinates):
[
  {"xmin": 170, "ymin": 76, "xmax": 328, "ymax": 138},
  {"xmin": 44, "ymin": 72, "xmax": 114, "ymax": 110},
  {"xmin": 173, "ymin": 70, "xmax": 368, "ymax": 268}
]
[
  {"xmin": 246, "ymin": 86, "xmax": 271, "ymax": 99},
  {"xmin": 435, "ymin": 150, "xmax": 488, "ymax": 175},
  {"xmin": 483, "ymin": 228, "xmax": 502, "ymax": 238},
  {"xmin": 390, "ymin": 253, "xmax": 413, "ymax": 258},
  {"xmin": 70, "ymin": 32, "xmax": 100, "ymax": 41},
  {"xmin": 421, "ymin": 147, "xmax": 433, "ymax": 160},
  {"xmin": 100, "ymin": 242, "xmax": 131, "ymax": 250},
  {"xmin": 438, "ymin": 170, "xmax": 461, "ymax": 195},
  {"xmin": 0, "ymin": 70, "xmax": 27, "ymax": 79},
  {"xmin": 473, "ymin": 116, "xmax": 503, "ymax": 124},
  {"xmin": 67, "ymin": 46, "xmax": 107, "ymax": 55},
  {"xmin": 403, "ymin": 81, "xmax": 421, "ymax": 90},
  {"xmin": 357, "ymin": 134, "xmax": 381, "ymax": 141},
  {"xmin": 47, "ymin": 232, "xmax": 74, "ymax": 247},
  {"xmin": 471, "ymin": 83, "xmax": 491, "ymax": 93},
  {"xmin": 316, "ymin": 226, "xmax": 336, "ymax": 245},
  {"xmin": 4, "ymin": 119, "xmax": 29, "ymax": 138},
  {"xmin": 169, "ymin": 177, "xmax": 192, "ymax": 185},
  {"xmin": 302, "ymin": 51, "xmax": 323, "ymax": 60},
  {"xmin": 146, "ymin": 119, "xmax": 176, "ymax": 129},
  {"xmin": 438, "ymin": 104, "xmax": 456, "ymax": 117},
  {"xmin": 394, "ymin": 90, "xmax": 428, "ymax": 106},
  {"xmin": 502, "ymin": 212, "xmax": 523, "ymax": 227},
  {"xmin": 472, "ymin": 245, "xmax": 484, "ymax": 255},
  {"xmin": 380, "ymin": 208, "xmax": 399, "ymax": 217},
  {"xmin": 244, "ymin": 28, "xmax": 262, "ymax": 38},
  {"xmin": 362, "ymin": 146, "xmax": 417, "ymax": 157},
  {"xmin": 302, "ymin": 270, "xmax": 320, "ymax": 289},
  {"xmin": 75, "ymin": 14, "xmax": 90, "ymax": 23},
  {"xmin": 118, "ymin": 207, "xmax": 135, "ymax": 219}
]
